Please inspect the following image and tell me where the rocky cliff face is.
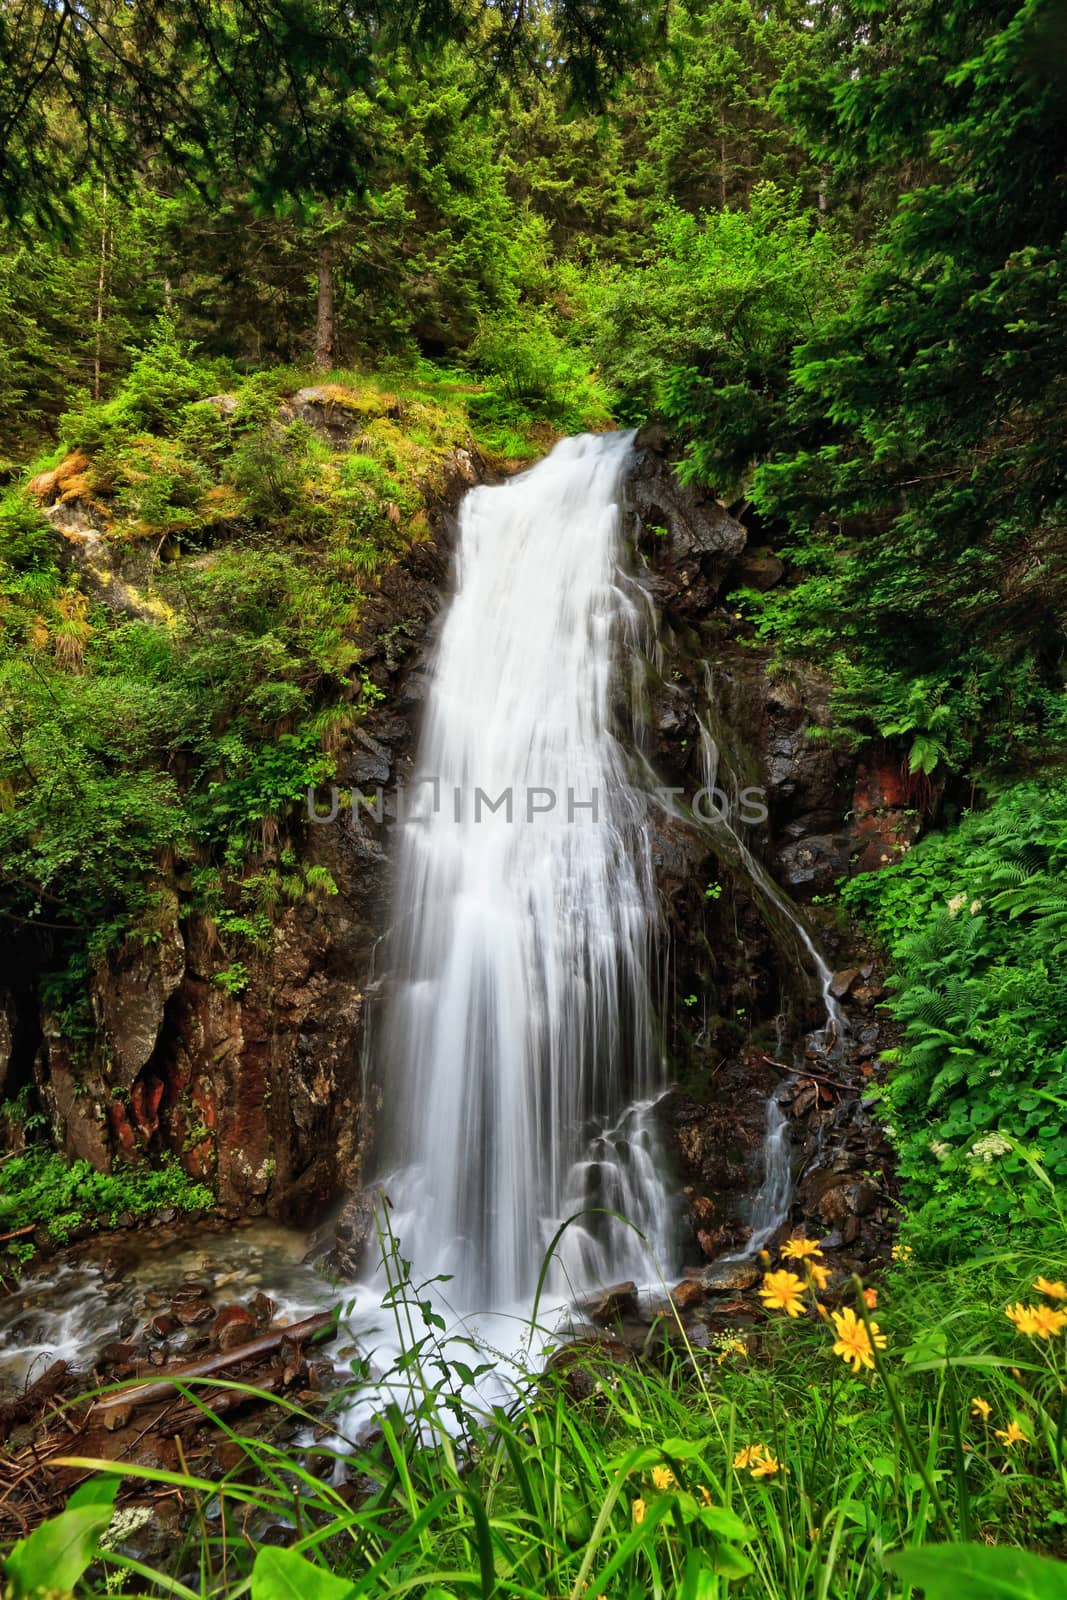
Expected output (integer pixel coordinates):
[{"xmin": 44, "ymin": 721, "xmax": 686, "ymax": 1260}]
[
  {"xmin": 2, "ymin": 400, "xmax": 483, "ymax": 1227},
  {"xmin": 5, "ymin": 423, "xmax": 921, "ymax": 1264},
  {"xmin": 622, "ymin": 433, "xmax": 915, "ymax": 1272}
]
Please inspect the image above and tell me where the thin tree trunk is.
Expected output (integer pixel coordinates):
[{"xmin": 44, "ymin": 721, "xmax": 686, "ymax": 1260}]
[
  {"xmin": 314, "ymin": 244, "xmax": 335, "ymax": 370},
  {"xmin": 720, "ymin": 136, "xmax": 727, "ymax": 208},
  {"xmin": 94, "ymin": 179, "xmax": 108, "ymax": 401}
]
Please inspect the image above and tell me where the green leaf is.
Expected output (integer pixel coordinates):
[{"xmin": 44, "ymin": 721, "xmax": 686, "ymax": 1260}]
[
  {"xmin": 4, "ymin": 1476, "xmax": 119, "ymax": 1597},
  {"xmin": 251, "ymin": 1547, "xmax": 358, "ymax": 1600},
  {"xmin": 887, "ymin": 1543, "xmax": 1067, "ymax": 1599},
  {"xmin": 658, "ymin": 1436, "xmax": 711, "ymax": 1460}
]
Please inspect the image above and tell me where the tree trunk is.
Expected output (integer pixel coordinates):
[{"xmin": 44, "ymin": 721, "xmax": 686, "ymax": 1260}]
[
  {"xmin": 314, "ymin": 244, "xmax": 335, "ymax": 370},
  {"xmin": 94, "ymin": 179, "xmax": 108, "ymax": 401}
]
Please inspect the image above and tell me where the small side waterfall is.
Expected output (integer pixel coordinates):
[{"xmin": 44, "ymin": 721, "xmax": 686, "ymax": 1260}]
[
  {"xmin": 694, "ymin": 676, "xmax": 848, "ymax": 1253},
  {"xmin": 373, "ymin": 432, "xmax": 677, "ymax": 1312}
]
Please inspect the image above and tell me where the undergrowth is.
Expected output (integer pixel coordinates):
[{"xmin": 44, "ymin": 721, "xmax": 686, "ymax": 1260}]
[
  {"xmin": 841, "ymin": 782, "xmax": 1067, "ymax": 1257},
  {"xmin": 4, "ymin": 1217, "xmax": 1067, "ymax": 1597},
  {"xmin": 0, "ymin": 1147, "xmax": 213, "ymax": 1267}
]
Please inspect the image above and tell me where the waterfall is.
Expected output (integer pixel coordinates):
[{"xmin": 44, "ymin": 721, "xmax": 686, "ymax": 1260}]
[{"xmin": 373, "ymin": 431, "xmax": 677, "ymax": 1312}]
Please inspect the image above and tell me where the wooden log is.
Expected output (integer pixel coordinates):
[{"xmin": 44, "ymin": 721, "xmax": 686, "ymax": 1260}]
[
  {"xmin": 0, "ymin": 1224, "xmax": 36, "ymax": 1244},
  {"xmin": 91, "ymin": 1309, "xmax": 337, "ymax": 1421}
]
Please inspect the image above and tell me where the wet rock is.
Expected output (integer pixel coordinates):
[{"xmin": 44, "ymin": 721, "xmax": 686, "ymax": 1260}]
[
  {"xmin": 95, "ymin": 911, "xmax": 185, "ymax": 1093},
  {"xmin": 212, "ymin": 1304, "xmax": 257, "ymax": 1352},
  {"xmin": 829, "ymin": 968, "xmax": 861, "ymax": 1000},
  {"xmin": 251, "ymin": 1292, "xmax": 277, "ymax": 1325},
  {"xmin": 669, "ymin": 1280, "xmax": 705, "ymax": 1312},
  {"xmin": 99, "ymin": 1342, "xmax": 138, "ymax": 1367},
  {"xmin": 701, "ymin": 1259, "xmax": 760, "ymax": 1294},
  {"xmin": 696, "ymin": 1226, "xmax": 734, "ymax": 1260},
  {"xmin": 625, "ymin": 448, "xmax": 746, "ymax": 617},
  {"xmin": 545, "ymin": 1335, "xmax": 635, "ymax": 1400},
  {"xmin": 149, "ymin": 1313, "xmax": 179, "ymax": 1339},
  {"xmin": 173, "ymin": 1299, "xmax": 214, "ymax": 1326},
  {"xmin": 172, "ymin": 1281, "xmax": 212, "ymax": 1302},
  {"xmin": 331, "ymin": 1189, "xmax": 380, "ymax": 1278},
  {"xmin": 576, "ymin": 1282, "xmax": 639, "ymax": 1324}
]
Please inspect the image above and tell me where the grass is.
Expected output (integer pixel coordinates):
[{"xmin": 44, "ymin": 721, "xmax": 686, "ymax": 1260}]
[{"xmin": 5, "ymin": 1216, "xmax": 1067, "ymax": 1598}]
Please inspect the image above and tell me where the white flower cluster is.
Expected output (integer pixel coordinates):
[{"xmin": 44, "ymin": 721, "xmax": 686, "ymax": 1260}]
[
  {"xmin": 946, "ymin": 891, "xmax": 983, "ymax": 917},
  {"xmin": 929, "ymin": 1139, "xmax": 951, "ymax": 1160},
  {"xmin": 970, "ymin": 1132, "xmax": 1012, "ymax": 1164}
]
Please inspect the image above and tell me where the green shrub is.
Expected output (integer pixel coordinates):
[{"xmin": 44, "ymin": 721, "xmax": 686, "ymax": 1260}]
[{"xmin": 842, "ymin": 783, "xmax": 1067, "ymax": 1254}]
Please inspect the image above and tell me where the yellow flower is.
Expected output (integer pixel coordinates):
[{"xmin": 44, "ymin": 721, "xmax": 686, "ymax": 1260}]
[
  {"xmin": 971, "ymin": 1396, "xmax": 992, "ymax": 1420},
  {"xmin": 633, "ymin": 1497, "xmax": 647, "ymax": 1525},
  {"xmin": 807, "ymin": 1262, "xmax": 830, "ymax": 1292},
  {"xmin": 1004, "ymin": 1301, "xmax": 1063, "ymax": 1337},
  {"xmin": 698, "ymin": 1485, "xmax": 714, "ymax": 1506},
  {"xmin": 1035, "ymin": 1277, "xmax": 1067, "ymax": 1302},
  {"xmin": 782, "ymin": 1237, "xmax": 823, "ymax": 1261},
  {"xmin": 733, "ymin": 1443, "xmax": 784, "ymax": 1479},
  {"xmin": 759, "ymin": 1269, "xmax": 807, "ymax": 1317},
  {"xmin": 863, "ymin": 1287, "xmax": 878, "ymax": 1310},
  {"xmin": 1030, "ymin": 1303, "xmax": 1067, "ymax": 1339},
  {"xmin": 650, "ymin": 1465, "xmax": 676, "ymax": 1492},
  {"xmin": 1005, "ymin": 1302, "xmax": 1039, "ymax": 1335},
  {"xmin": 891, "ymin": 1242, "xmax": 913, "ymax": 1262},
  {"xmin": 830, "ymin": 1306, "xmax": 887, "ymax": 1373},
  {"xmin": 994, "ymin": 1419, "xmax": 1029, "ymax": 1448}
]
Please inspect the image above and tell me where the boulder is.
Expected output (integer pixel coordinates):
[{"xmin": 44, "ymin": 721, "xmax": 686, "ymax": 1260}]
[
  {"xmin": 669, "ymin": 1279, "xmax": 706, "ymax": 1312},
  {"xmin": 212, "ymin": 1304, "xmax": 258, "ymax": 1352},
  {"xmin": 95, "ymin": 911, "xmax": 185, "ymax": 1091},
  {"xmin": 701, "ymin": 1258, "xmax": 760, "ymax": 1294},
  {"xmin": 576, "ymin": 1282, "xmax": 639, "ymax": 1324}
]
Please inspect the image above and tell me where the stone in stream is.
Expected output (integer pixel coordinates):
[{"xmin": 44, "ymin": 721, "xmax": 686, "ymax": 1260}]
[
  {"xmin": 669, "ymin": 1280, "xmax": 706, "ymax": 1312},
  {"xmin": 575, "ymin": 1282, "xmax": 638, "ymax": 1324},
  {"xmin": 149, "ymin": 1312, "xmax": 179, "ymax": 1338},
  {"xmin": 173, "ymin": 1298, "xmax": 214, "ymax": 1326},
  {"xmin": 172, "ymin": 1281, "xmax": 212, "ymax": 1303},
  {"xmin": 700, "ymin": 1259, "xmax": 760, "ymax": 1294},
  {"xmin": 251, "ymin": 1292, "xmax": 277, "ymax": 1325},
  {"xmin": 99, "ymin": 1341, "xmax": 138, "ymax": 1368},
  {"xmin": 212, "ymin": 1304, "xmax": 258, "ymax": 1352}
]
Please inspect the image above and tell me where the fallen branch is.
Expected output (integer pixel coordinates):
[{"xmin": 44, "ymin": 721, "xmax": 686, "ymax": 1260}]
[
  {"xmin": 158, "ymin": 1365, "xmax": 286, "ymax": 1434},
  {"xmin": 91, "ymin": 1309, "xmax": 337, "ymax": 1422},
  {"xmin": 0, "ymin": 1224, "xmax": 36, "ymax": 1244},
  {"xmin": 759, "ymin": 1055, "xmax": 859, "ymax": 1094}
]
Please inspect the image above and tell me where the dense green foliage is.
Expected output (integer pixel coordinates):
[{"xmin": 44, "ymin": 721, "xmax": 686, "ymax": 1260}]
[
  {"xmin": 843, "ymin": 786, "xmax": 1067, "ymax": 1253},
  {"xmin": 0, "ymin": 1147, "xmax": 212, "ymax": 1262}
]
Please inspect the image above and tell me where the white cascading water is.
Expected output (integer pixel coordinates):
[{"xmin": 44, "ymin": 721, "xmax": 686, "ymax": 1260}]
[
  {"xmin": 692, "ymin": 679, "xmax": 848, "ymax": 1253},
  {"xmin": 372, "ymin": 431, "xmax": 677, "ymax": 1313}
]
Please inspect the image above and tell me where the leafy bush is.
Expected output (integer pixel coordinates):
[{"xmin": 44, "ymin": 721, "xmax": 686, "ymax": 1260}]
[
  {"xmin": 59, "ymin": 320, "xmax": 221, "ymax": 454},
  {"xmin": 0, "ymin": 1147, "xmax": 213, "ymax": 1253},
  {"xmin": 842, "ymin": 783, "xmax": 1067, "ymax": 1253}
]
